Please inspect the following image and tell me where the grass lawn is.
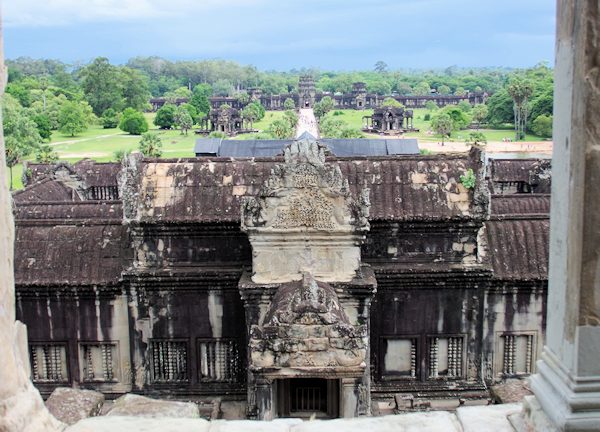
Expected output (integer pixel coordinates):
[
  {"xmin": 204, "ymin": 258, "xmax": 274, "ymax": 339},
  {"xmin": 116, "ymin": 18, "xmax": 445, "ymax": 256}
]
[
  {"xmin": 327, "ymin": 108, "xmax": 546, "ymax": 143},
  {"xmin": 6, "ymin": 109, "xmax": 548, "ymax": 190}
]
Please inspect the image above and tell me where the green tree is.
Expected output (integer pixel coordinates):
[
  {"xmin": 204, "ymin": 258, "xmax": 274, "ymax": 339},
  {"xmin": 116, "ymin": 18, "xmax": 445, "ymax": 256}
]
[
  {"xmin": 466, "ymin": 132, "xmax": 487, "ymax": 145},
  {"xmin": 457, "ymin": 100, "xmax": 472, "ymax": 113},
  {"xmin": 101, "ymin": 108, "xmax": 120, "ymax": 128},
  {"xmin": 471, "ymin": 104, "xmax": 488, "ymax": 129},
  {"xmin": 35, "ymin": 145, "xmax": 59, "ymax": 163},
  {"xmin": 6, "ymin": 82, "xmax": 31, "ymax": 107},
  {"xmin": 437, "ymin": 85, "xmax": 451, "ymax": 95},
  {"xmin": 454, "ymin": 86, "xmax": 467, "ymax": 97},
  {"xmin": 283, "ymin": 110, "xmax": 298, "ymax": 128},
  {"xmin": 507, "ymin": 77, "xmax": 533, "ymax": 141},
  {"xmin": 241, "ymin": 101, "xmax": 265, "ymax": 125},
  {"xmin": 119, "ymin": 107, "xmax": 148, "ymax": 135},
  {"xmin": 368, "ymin": 79, "xmax": 392, "ymax": 95},
  {"xmin": 212, "ymin": 79, "xmax": 234, "ymax": 96},
  {"xmin": 430, "ymin": 112, "xmax": 453, "ymax": 144},
  {"xmin": 179, "ymin": 103, "xmax": 199, "ymax": 124},
  {"xmin": 486, "ymin": 89, "xmax": 513, "ymax": 126},
  {"xmin": 164, "ymin": 86, "xmax": 192, "ymax": 102},
  {"xmin": 441, "ymin": 106, "xmax": 471, "ymax": 130},
  {"xmin": 58, "ymin": 100, "xmax": 89, "ymax": 137},
  {"xmin": 381, "ymin": 97, "xmax": 403, "ymax": 108},
  {"xmin": 3, "ymin": 94, "xmax": 41, "ymax": 189},
  {"xmin": 531, "ymin": 114, "xmax": 553, "ymax": 138},
  {"xmin": 32, "ymin": 114, "xmax": 52, "ymax": 140},
  {"xmin": 414, "ymin": 81, "xmax": 431, "ymax": 96},
  {"xmin": 174, "ymin": 106, "xmax": 193, "ymax": 135},
  {"xmin": 314, "ymin": 96, "xmax": 334, "ymax": 119},
  {"xmin": 425, "ymin": 100, "xmax": 439, "ymax": 111},
  {"xmin": 154, "ymin": 104, "xmax": 177, "ymax": 129},
  {"xmin": 138, "ymin": 132, "xmax": 163, "ymax": 157},
  {"xmin": 283, "ymin": 98, "xmax": 295, "ymax": 110},
  {"xmin": 374, "ymin": 61, "xmax": 388, "ymax": 73},
  {"xmin": 190, "ymin": 83, "xmax": 212, "ymax": 116},
  {"xmin": 80, "ymin": 57, "xmax": 124, "ymax": 115},
  {"xmin": 529, "ymin": 87, "xmax": 553, "ymax": 125},
  {"xmin": 268, "ymin": 118, "xmax": 294, "ymax": 139},
  {"xmin": 120, "ymin": 67, "xmax": 151, "ymax": 111},
  {"xmin": 395, "ymin": 82, "xmax": 413, "ymax": 95},
  {"xmin": 320, "ymin": 116, "xmax": 363, "ymax": 138},
  {"xmin": 235, "ymin": 92, "xmax": 250, "ymax": 105}
]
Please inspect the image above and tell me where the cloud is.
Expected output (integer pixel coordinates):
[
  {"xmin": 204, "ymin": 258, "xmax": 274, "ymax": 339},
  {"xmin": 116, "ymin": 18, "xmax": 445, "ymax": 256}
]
[{"xmin": 4, "ymin": 0, "xmax": 263, "ymax": 27}]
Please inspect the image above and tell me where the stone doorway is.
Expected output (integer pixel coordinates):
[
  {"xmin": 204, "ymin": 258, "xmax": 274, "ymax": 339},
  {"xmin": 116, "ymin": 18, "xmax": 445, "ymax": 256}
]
[{"xmin": 277, "ymin": 378, "xmax": 339, "ymax": 419}]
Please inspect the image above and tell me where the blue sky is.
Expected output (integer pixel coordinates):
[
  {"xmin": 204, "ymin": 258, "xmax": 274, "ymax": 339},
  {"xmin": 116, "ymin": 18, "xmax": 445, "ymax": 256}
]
[{"xmin": 5, "ymin": 0, "xmax": 556, "ymax": 70}]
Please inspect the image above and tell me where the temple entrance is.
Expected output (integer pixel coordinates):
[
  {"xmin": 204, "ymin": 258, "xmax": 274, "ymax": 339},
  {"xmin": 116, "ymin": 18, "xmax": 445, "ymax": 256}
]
[
  {"xmin": 277, "ymin": 378, "xmax": 339, "ymax": 418},
  {"xmin": 304, "ymin": 100, "xmax": 310, "ymax": 108}
]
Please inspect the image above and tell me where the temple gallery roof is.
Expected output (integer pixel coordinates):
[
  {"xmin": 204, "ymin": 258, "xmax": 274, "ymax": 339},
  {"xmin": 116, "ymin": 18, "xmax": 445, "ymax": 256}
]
[
  {"xmin": 24, "ymin": 159, "xmax": 121, "ymax": 188},
  {"xmin": 488, "ymin": 158, "xmax": 551, "ymax": 183},
  {"xmin": 194, "ymin": 138, "xmax": 419, "ymax": 157},
  {"xmin": 485, "ymin": 218, "xmax": 549, "ymax": 281},
  {"xmin": 14, "ymin": 222, "xmax": 128, "ymax": 286},
  {"xmin": 131, "ymin": 150, "xmax": 483, "ymax": 223}
]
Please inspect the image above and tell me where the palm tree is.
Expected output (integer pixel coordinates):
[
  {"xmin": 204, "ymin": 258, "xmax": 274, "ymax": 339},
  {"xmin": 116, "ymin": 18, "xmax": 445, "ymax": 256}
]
[{"xmin": 507, "ymin": 77, "xmax": 533, "ymax": 141}]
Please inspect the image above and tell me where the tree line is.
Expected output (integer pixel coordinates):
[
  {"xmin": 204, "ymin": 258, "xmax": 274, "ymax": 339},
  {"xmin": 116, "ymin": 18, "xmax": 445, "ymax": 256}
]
[{"xmin": 3, "ymin": 57, "xmax": 554, "ymax": 188}]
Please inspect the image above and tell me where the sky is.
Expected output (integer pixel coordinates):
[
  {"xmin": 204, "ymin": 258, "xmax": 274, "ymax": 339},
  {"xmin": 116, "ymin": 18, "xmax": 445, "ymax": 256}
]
[{"xmin": 4, "ymin": 0, "xmax": 556, "ymax": 71}]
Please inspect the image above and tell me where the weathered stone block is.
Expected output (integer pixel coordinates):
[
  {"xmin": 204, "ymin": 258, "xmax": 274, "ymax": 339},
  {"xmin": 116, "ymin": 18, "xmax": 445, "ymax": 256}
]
[
  {"xmin": 302, "ymin": 337, "xmax": 328, "ymax": 351},
  {"xmin": 45, "ymin": 387, "xmax": 104, "ymax": 425},
  {"xmin": 106, "ymin": 394, "xmax": 200, "ymax": 418}
]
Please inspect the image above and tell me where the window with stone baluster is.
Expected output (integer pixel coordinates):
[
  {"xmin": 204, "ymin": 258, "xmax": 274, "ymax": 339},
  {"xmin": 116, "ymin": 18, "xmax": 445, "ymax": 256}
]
[
  {"xmin": 29, "ymin": 342, "xmax": 69, "ymax": 383},
  {"xmin": 80, "ymin": 342, "xmax": 118, "ymax": 382},
  {"xmin": 150, "ymin": 339, "xmax": 189, "ymax": 383},
  {"xmin": 497, "ymin": 332, "xmax": 536, "ymax": 377},
  {"xmin": 427, "ymin": 335, "xmax": 465, "ymax": 379}
]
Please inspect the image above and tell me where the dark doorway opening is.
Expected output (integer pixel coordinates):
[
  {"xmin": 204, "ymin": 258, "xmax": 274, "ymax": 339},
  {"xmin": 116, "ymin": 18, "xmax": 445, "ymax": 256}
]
[
  {"xmin": 277, "ymin": 378, "xmax": 339, "ymax": 418},
  {"xmin": 304, "ymin": 101, "xmax": 310, "ymax": 108}
]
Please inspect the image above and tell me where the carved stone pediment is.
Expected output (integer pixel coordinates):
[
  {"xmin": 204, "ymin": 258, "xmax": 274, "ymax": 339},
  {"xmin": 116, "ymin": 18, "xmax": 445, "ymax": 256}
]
[
  {"xmin": 241, "ymin": 135, "xmax": 370, "ymax": 283},
  {"xmin": 249, "ymin": 273, "xmax": 368, "ymax": 373}
]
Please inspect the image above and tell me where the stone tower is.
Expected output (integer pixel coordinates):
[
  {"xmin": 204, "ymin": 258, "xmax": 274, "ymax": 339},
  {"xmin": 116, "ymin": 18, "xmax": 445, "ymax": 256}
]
[
  {"xmin": 239, "ymin": 134, "xmax": 376, "ymax": 419},
  {"xmin": 298, "ymin": 75, "xmax": 316, "ymax": 108}
]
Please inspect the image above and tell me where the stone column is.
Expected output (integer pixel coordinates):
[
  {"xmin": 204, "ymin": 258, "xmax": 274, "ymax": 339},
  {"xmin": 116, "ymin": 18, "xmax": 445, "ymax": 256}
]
[
  {"xmin": 527, "ymin": 1, "xmax": 600, "ymax": 430},
  {"xmin": 0, "ymin": 13, "xmax": 63, "ymax": 432}
]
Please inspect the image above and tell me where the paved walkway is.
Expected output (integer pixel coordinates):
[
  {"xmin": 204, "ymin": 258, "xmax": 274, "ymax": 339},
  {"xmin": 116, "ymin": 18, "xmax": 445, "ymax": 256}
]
[
  {"xmin": 296, "ymin": 108, "xmax": 320, "ymax": 138},
  {"xmin": 418, "ymin": 140, "xmax": 553, "ymax": 154}
]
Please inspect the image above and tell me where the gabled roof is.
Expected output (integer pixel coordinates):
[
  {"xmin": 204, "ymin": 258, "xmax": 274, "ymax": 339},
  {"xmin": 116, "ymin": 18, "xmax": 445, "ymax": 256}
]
[
  {"xmin": 12, "ymin": 177, "xmax": 81, "ymax": 203},
  {"xmin": 25, "ymin": 160, "xmax": 121, "ymax": 188}
]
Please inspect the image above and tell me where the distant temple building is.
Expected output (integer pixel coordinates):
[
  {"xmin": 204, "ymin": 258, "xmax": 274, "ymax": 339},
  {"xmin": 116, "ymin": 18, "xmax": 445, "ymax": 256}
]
[
  {"xmin": 362, "ymin": 106, "xmax": 416, "ymax": 134},
  {"xmin": 13, "ymin": 138, "xmax": 549, "ymax": 419},
  {"xmin": 149, "ymin": 76, "xmax": 488, "ymax": 113}
]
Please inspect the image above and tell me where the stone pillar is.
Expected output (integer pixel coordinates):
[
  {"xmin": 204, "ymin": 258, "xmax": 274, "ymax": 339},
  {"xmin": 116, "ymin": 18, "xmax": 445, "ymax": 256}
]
[
  {"xmin": 0, "ymin": 14, "xmax": 63, "ymax": 432},
  {"xmin": 527, "ymin": 1, "xmax": 600, "ymax": 430}
]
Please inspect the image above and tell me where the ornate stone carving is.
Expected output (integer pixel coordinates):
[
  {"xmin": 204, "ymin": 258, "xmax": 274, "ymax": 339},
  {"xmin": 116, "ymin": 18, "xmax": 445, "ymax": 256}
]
[
  {"xmin": 249, "ymin": 273, "xmax": 368, "ymax": 372},
  {"xmin": 241, "ymin": 134, "xmax": 370, "ymax": 283}
]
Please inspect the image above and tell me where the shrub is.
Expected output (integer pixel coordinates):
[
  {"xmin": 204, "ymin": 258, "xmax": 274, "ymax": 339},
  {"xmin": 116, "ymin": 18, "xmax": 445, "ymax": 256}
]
[
  {"xmin": 208, "ymin": 131, "xmax": 227, "ymax": 138},
  {"xmin": 424, "ymin": 113, "xmax": 431, "ymax": 121},
  {"xmin": 154, "ymin": 104, "xmax": 177, "ymax": 129},
  {"xmin": 138, "ymin": 132, "xmax": 162, "ymax": 157},
  {"xmin": 119, "ymin": 108, "xmax": 148, "ymax": 135},
  {"xmin": 460, "ymin": 169, "xmax": 476, "ymax": 189},
  {"xmin": 101, "ymin": 108, "xmax": 120, "ymax": 129}
]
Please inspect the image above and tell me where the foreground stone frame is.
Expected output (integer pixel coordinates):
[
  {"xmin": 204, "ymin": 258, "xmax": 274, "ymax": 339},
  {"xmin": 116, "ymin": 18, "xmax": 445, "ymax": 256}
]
[{"xmin": 525, "ymin": 0, "xmax": 600, "ymax": 430}]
